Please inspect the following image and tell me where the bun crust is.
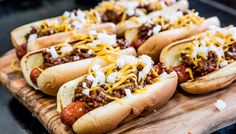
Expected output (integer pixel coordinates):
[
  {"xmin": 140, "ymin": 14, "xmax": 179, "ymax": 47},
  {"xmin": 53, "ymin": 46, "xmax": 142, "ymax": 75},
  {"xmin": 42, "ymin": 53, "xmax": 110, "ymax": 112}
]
[
  {"xmin": 160, "ymin": 35, "xmax": 236, "ymax": 94},
  {"xmin": 21, "ymin": 47, "xmax": 136, "ymax": 96},
  {"xmin": 57, "ymin": 72, "xmax": 177, "ymax": 134},
  {"xmin": 138, "ymin": 17, "xmax": 220, "ymax": 62},
  {"xmin": 27, "ymin": 23, "xmax": 116, "ymax": 52}
]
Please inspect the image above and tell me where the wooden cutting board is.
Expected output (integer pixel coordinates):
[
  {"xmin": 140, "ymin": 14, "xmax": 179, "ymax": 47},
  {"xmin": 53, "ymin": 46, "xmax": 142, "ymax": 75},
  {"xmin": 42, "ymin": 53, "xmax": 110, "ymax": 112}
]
[{"xmin": 1, "ymin": 50, "xmax": 236, "ymax": 134}]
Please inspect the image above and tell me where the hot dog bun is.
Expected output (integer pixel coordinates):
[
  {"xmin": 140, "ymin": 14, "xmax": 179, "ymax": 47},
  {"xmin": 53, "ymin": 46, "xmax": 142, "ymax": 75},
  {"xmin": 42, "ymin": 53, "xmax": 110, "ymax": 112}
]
[
  {"xmin": 11, "ymin": 22, "xmax": 115, "ymax": 49},
  {"xmin": 57, "ymin": 71, "xmax": 177, "ymax": 134},
  {"xmin": 160, "ymin": 29, "xmax": 236, "ymax": 94},
  {"xmin": 21, "ymin": 47, "xmax": 136, "ymax": 96},
  {"xmin": 11, "ymin": 17, "xmax": 59, "ymax": 48},
  {"xmin": 27, "ymin": 23, "xmax": 116, "ymax": 52},
  {"xmin": 138, "ymin": 16, "xmax": 220, "ymax": 62},
  {"xmin": 116, "ymin": 0, "xmax": 189, "ymax": 36}
]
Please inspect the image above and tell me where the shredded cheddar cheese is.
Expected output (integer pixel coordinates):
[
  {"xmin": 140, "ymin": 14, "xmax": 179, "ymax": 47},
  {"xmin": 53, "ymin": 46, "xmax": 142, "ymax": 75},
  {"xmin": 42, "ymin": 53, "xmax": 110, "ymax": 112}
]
[
  {"xmin": 84, "ymin": 55, "xmax": 160, "ymax": 100},
  {"xmin": 179, "ymin": 26, "xmax": 236, "ymax": 79}
]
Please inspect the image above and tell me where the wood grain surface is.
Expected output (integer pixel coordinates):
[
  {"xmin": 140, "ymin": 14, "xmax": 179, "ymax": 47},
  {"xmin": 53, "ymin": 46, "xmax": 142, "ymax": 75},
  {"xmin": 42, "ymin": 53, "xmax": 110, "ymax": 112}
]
[{"xmin": 0, "ymin": 50, "xmax": 236, "ymax": 134}]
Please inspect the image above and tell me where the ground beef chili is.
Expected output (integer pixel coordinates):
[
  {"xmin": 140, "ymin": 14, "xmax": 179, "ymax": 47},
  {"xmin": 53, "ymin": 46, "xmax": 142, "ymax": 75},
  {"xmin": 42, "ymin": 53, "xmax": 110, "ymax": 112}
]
[
  {"xmin": 42, "ymin": 48, "xmax": 95, "ymax": 68},
  {"xmin": 132, "ymin": 23, "xmax": 156, "ymax": 49},
  {"xmin": 116, "ymin": 38, "xmax": 131, "ymax": 49},
  {"xmin": 101, "ymin": 9, "xmax": 123, "ymax": 24},
  {"xmin": 225, "ymin": 44, "xmax": 236, "ymax": 60},
  {"xmin": 71, "ymin": 64, "xmax": 160, "ymax": 118},
  {"xmin": 29, "ymin": 38, "xmax": 131, "ymax": 84},
  {"xmin": 25, "ymin": 26, "xmax": 56, "ymax": 41}
]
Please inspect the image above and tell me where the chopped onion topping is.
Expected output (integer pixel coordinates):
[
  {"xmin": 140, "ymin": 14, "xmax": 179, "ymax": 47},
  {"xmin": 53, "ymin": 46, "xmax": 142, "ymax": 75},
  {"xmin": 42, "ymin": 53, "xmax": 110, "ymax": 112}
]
[
  {"xmin": 126, "ymin": 1, "xmax": 139, "ymax": 16},
  {"xmin": 47, "ymin": 46, "xmax": 59, "ymax": 59},
  {"xmin": 82, "ymin": 82, "xmax": 87, "ymax": 88},
  {"xmin": 72, "ymin": 21, "xmax": 83, "ymax": 29},
  {"xmin": 153, "ymin": 25, "xmax": 161, "ymax": 35},
  {"xmin": 87, "ymin": 49, "xmax": 94, "ymax": 55},
  {"xmin": 82, "ymin": 89, "xmax": 90, "ymax": 96},
  {"xmin": 92, "ymin": 64, "xmax": 101, "ymax": 72},
  {"xmin": 97, "ymin": 33, "xmax": 117, "ymax": 46},
  {"xmin": 117, "ymin": 55, "xmax": 138, "ymax": 68},
  {"xmin": 107, "ymin": 72, "xmax": 118, "ymax": 83},
  {"xmin": 88, "ymin": 30, "xmax": 97, "ymax": 35},
  {"xmin": 86, "ymin": 74, "xmax": 95, "ymax": 81},
  {"xmin": 220, "ymin": 60, "xmax": 228, "ymax": 68},
  {"xmin": 138, "ymin": 65, "xmax": 151, "ymax": 82},
  {"xmin": 139, "ymin": 55, "xmax": 154, "ymax": 66},
  {"xmin": 91, "ymin": 71, "xmax": 105, "ymax": 87},
  {"xmin": 60, "ymin": 45, "xmax": 73, "ymax": 53},
  {"xmin": 28, "ymin": 34, "xmax": 38, "ymax": 42},
  {"xmin": 63, "ymin": 11, "xmax": 70, "ymax": 17},
  {"xmin": 214, "ymin": 99, "xmax": 226, "ymax": 112},
  {"xmin": 124, "ymin": 88, "xmax": 132, "ymax": 98}
]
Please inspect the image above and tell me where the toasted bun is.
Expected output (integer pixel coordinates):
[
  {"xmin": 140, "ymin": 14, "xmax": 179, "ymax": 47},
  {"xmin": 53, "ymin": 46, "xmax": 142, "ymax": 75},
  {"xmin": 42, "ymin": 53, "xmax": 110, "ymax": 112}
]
[
  {"xmin": 27, "ymin": 23, "xmax": 116, "ymax": 52},
  {"xmin": 57, "ymin": 72, "xmax": 177, "ymax": 134},
  {"xmin": 21, "ymin": 47, "xmax": 136, "ymax": 96},
  {"xmin": 138, "ymin": 16, "xmax": 220, "ymax": 62},
  {"xmin": 116, "ymin": 0, "xmax": 189, "ymax": 36},
  {"xmin": 160, "ymin": 36, "xmax": 236, "ymax": 94}
]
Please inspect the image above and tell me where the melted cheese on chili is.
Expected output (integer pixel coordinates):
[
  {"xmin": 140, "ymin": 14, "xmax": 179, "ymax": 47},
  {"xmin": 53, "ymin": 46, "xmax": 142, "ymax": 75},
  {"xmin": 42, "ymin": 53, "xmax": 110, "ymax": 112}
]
[
  {"xmin": 85, "ymin": 55, "xmax": 160, "ymax": 100},
  {"xmin": 179, "ymin": 26, "xmax": 236, "ymax": 78}
]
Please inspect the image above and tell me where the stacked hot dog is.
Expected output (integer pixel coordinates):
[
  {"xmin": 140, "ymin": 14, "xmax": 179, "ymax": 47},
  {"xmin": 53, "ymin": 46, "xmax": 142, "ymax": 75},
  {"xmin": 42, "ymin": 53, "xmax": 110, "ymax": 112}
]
[{"xmin": 11, "ymin": 0, "xmax": 236, "ymax": 133}]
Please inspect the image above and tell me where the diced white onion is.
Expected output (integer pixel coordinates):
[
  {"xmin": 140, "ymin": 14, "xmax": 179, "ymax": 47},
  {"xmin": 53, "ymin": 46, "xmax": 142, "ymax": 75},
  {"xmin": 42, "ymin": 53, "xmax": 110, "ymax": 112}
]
[
  {"xmin": 70, "ymin": 12, "xmax": 76, "ymax": 19},
  {"xmin": 139, "ymin": 55, "xmax": 154, "ymax": 66},
  {"xmin": 138, "ymin": 65, "xmax": 151, "ymax": 82},
  {"xmin": 60, "ymin": 45, "xmax": 73, "ymax": 53},
  {"xmin": 153, "ymin": 25, "xmax": 161, "ymax": 35},
  {"xmin": 107, "ymin": 72, "xmax": 118, "ymax": 83},
  {"xmin": 88, "ymin": 30, "xmax": 97, "ymax": 35},
  {"xmin": 220, "ymin": 60, "xmax": 228, "ymax": 68},
  {"xmin": 124, "ymin": 88, "xmax": 133, "ymax": 98},
  {"xmin": 86, "ymin": 74, "xmax": 95, "ymax": 81},
  {"xmin": 63, "ymin": 11, "xmax": 70, "ymax": 17},
  {"xmin": 28, "ymin": 34, "xmax": 38, "ymax": 42},
  {"xmin": 91, "ymin": 71, "xmax": 105, "ymax": 87},
  {"xmin": 97, "ymin": 33, "xmax": 117, "ymax": 46},
  {"xmin": 47, "ymin": 46, "xmax": 59, "ymax": 59},
  {"xmin": 87, "ymin": 49, "xmax": 94, "ymax": 55},
  {"xmin": 117, "ymin": 58, "xmax": 125, "ymax": 68},
  {"xmin": 126, "ymin": 1, "xmax": 139, "ymax": 16},
  {"xmin": 214, "ymin": 99, "xmax": 226, "ymax": 112},
  {"xmin": 72, "ymin": 21, "xmax": 83, "ymax": 29},
  {"xmin": 135, "ymin": 9, "xmax": 145, "ymax": 16},
  {"xmin": 92, "ymin": 64, "xmax": 101, "ymax": 72},
  {"xmin": 82, "ymin": 89, "xmax": 90, "ymax": 95},
  {"xmin": 82, "ymin": 82, "xmax": 87, "ymax": 88},
  {"xmin": 76, "ymin": 10, "xmax": 85, "ymax": 20}
]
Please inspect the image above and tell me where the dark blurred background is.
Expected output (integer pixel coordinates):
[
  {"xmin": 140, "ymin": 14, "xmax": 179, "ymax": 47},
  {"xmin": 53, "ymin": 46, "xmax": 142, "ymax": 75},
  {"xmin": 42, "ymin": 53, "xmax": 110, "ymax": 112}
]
[{"xmin": 0, "ymin": 0, "xmax": 235, "ymax": 134}]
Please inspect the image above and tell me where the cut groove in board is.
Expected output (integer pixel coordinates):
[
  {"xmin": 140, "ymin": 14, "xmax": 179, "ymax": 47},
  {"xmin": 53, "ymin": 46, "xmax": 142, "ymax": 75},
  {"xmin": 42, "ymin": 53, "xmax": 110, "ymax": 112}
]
[{"xmin": 0, "ymin": 50, "xmax": 236, "ymax": 134}]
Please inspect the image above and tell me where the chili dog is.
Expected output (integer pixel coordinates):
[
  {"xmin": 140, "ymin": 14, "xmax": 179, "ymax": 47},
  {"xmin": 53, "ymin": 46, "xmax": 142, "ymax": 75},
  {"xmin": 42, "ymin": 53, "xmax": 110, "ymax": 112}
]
[
  {"xmin": 21, "ymin": 32, "xmax": 136, "ymax": 96},
  {"xmin": 11, "ymin": 0, "xmax": 183, "ymax": 58},
  {"xmin": 160, "ymin": 26, "xmax": 236, "ymax": 94},
  {"xmin": 57, "ymin": 55, "xmax": 177, "ymax": 133},
  {"xmin": 118, "ymin": 8, "xmax": 220, "ymax": 62}
]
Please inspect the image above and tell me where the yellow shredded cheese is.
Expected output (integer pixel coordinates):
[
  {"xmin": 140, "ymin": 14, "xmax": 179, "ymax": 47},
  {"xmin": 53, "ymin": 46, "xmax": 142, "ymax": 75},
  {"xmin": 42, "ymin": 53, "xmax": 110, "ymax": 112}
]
[{"xmin": 179, "ymin": 27, "xmax": 236, "ymax": 79}]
